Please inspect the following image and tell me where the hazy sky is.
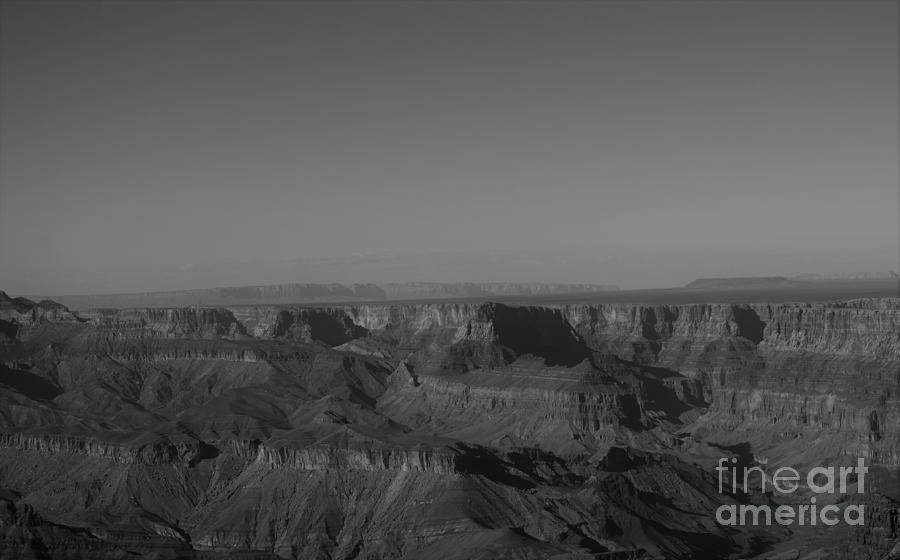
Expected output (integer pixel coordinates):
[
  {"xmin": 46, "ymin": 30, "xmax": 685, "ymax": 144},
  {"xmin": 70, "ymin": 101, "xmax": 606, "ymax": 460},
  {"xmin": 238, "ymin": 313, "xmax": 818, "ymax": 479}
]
[{"xmin": 1, "ymin": 1, "xmax": 897, "ymax": 295}]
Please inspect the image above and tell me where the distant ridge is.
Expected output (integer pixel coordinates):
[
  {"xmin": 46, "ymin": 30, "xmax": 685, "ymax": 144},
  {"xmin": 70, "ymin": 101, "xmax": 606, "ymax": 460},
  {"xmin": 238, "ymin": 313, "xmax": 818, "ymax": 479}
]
[
  {"xmin": 684, "ymin": 272, "xmax": 898, "ymax": 290},
  {"xmin": 47, "ymin": 282, "xmax": 620, "ymax": 310},
  {"xmin": 793, "ymin": 271, "xmax": 898, "ymax": 280},
  {"xmin": 683, "ymin": 276, "xmax": 812, "ymax": 290}
]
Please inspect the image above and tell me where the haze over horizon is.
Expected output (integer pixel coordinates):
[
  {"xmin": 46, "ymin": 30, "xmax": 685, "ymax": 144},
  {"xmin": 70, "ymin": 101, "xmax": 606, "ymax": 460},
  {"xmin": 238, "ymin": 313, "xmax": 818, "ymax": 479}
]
[{"xmin": 1, "ymin": 1, "xmax": 898, "ymax": 296}]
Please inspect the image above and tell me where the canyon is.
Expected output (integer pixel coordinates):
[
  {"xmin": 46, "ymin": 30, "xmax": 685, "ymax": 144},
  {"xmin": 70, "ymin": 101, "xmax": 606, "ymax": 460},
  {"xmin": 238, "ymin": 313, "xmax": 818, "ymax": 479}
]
[{"xmin": 0, "ymin": 289, "xmax": 898, "ymax": 559}]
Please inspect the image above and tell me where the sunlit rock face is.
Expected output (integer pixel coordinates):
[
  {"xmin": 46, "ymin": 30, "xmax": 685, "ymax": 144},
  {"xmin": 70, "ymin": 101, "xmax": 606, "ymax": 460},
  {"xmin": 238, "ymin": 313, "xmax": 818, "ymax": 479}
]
[{"xmin": 0, "ymin": 293, "xmax": 897, "ymax": 559}]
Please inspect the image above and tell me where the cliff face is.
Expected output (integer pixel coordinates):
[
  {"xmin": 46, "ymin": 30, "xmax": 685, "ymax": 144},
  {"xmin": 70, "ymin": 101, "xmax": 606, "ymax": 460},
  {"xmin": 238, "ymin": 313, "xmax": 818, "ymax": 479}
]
[
  {"xmin": 554, "ymin": 301, "xmax": 900, "ymax": 464},
  {"xmin": 235, "ymin": 307, "xmax": 370, "ymax": 344},
  {"xmin": 0, "ymin": 293, "xmax": 897, "ymax": 559},
  {"xmin": 0, "ymin": 432, "xmax": 220, "ymax": 465},
  {"xmin": 79, "ymin": 307, "xmax": 247, "ymax": 339},
  {"xmin": 559, "ymin": 299, "xmax": 900, "ymax": 361}
]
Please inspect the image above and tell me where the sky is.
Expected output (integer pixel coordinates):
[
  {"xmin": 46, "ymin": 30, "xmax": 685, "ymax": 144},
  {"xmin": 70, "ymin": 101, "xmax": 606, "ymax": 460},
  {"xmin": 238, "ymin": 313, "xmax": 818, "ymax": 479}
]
[{"xmin": 1, "ymin": 1, "xmax": 897, "ymax": 295}]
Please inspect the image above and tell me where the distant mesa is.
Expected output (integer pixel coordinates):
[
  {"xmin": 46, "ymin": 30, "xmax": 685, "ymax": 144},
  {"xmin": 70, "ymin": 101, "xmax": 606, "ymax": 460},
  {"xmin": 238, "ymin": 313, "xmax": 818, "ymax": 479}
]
[
  {"xmin": 46, "ymin": 282, "xmax": 620, "ymax": 310},
  {"xmin": 683, "ymin": 276, "xmax": 812, "ymax": 290},
  {"xmin": 793, "ymin": 271, "xmax": 898, "ymax": 281},
  {"xmin": 684, "ymin": 272, "xmax": 898, "ymax": 290}
]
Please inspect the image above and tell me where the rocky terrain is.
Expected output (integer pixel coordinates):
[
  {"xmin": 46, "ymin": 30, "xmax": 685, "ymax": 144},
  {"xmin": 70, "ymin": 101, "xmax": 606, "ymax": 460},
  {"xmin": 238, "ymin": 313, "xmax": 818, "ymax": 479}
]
[{"xmin": 0, "ymin": 289, "xmax": 898, "ymax": 559}]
